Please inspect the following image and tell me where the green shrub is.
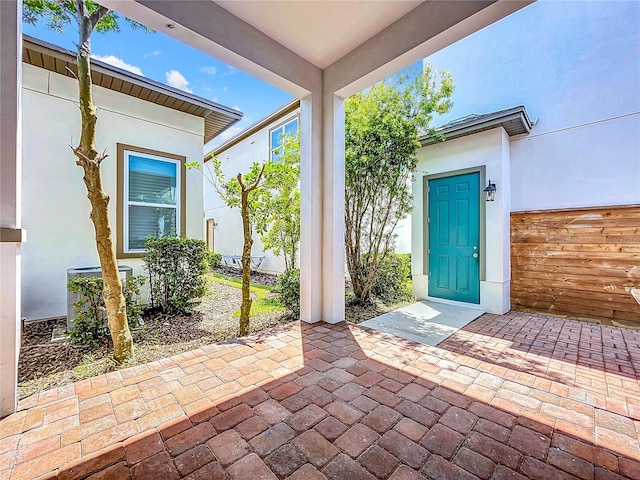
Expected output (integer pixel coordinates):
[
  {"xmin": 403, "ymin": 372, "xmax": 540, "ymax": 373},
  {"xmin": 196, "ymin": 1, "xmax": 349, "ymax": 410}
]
[
  {"xmin": 277, "ymin": 268, "xmax": 300, "ymax": 316},
  {"xmin": 207, "ymin": 251, "xmax": 222, "ymax": 269},
  {"xmin": 398, "ymin": 253, "xmax": 412, "ymax": 279},
  {"xmin": 371, "ymin": 252, "xmax": 412, "ymax": 304},
  {"xmin": 68, "ymin": 275, "xmax": 146, "ymax": 346},
  {"xmin": 143, "ymin": 236, "xmax": 209, "ymax": 315}
]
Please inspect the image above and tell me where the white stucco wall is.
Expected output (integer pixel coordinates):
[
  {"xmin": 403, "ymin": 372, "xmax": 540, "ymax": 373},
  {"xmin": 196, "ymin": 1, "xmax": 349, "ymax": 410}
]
[
  {"xmin": 205, "ymin": 111, "xmax": 299, "ymax": 274},
  {"xmin": 413, "ymin": 128, "xmax": 511, "ymax": 314},
  {"xmin": 425, "ymin": 0, "xmax": 640, "ymax": 212},
  {"xmin": 510, "ymin": 114, "xmax": 640, "ymax": 211},
  {"xmin": 21, "ymin": 63, "xmax": 205, "ymax": 321}
]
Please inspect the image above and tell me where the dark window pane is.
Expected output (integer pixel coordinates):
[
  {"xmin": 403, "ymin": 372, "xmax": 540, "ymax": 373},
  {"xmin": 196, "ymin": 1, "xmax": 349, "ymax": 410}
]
[{"xmin": 128, "ymin": 205, "xmax": 177, "ymax": 250}]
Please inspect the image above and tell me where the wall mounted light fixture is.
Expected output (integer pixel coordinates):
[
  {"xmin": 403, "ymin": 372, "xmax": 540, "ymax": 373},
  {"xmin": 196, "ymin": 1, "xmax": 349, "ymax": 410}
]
[{"xmin": 484, "ymin": 180, "xmax": 497, "ymax": 202}]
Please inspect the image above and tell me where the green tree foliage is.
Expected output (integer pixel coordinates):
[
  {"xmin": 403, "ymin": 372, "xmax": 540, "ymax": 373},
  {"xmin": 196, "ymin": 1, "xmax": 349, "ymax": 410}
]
[
  {"xmin": 255, "ymin": 133, "xmax": 301, "ymax": 271},
  {"xmin": 23, "ymin": 0, "xmax": 148, "ymax": 363},
  {"xmin": 345, "ymin": 65, "xmax": 454, "ymax": 303},
  {"xmin": 189, "ymin": 137, "xmax": 301, "ymax": 332},
  {"xmin": 23, "ymin": 0, "xmax": 147, "ymax": 33},
  {"xmin": 193, "ymin": 157, "xmax": 267, "ymax": 335}
]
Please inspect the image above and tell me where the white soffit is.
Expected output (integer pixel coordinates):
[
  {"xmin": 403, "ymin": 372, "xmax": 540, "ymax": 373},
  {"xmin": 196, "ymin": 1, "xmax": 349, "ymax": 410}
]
[{"xmin": 215, "ymin": 0, "xmax": 423, "ymax": 69}]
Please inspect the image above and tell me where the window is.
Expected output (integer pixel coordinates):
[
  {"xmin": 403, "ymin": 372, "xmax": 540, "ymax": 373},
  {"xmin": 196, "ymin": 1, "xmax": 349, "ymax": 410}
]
[
  {"xmin": 269, "ymin": 117, "xmax": 298, "ymax": 162},
  {"xmin": 117, "ymin": 144, "xmax": 186, "ymax": 257}
]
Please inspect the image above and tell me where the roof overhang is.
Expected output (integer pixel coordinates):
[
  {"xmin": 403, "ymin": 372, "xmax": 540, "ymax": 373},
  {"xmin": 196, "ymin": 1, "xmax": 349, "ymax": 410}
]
[
  {"xmin": 22, "ymin": 35, "xmax": 242, "ymax": 144},
  {"xmin": 420, "ymin": 105, "xmax": 533, "ymax": 146}
]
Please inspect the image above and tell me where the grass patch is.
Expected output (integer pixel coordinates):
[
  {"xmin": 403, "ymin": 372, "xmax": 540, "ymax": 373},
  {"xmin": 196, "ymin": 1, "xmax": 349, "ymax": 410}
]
[
  {"xmin": 73, "ymin": 354, "xmax": 117, "ymax": 380},
  {"xmin": 210, "ymin": 273, "xmax": 285, "ymax": 317}
]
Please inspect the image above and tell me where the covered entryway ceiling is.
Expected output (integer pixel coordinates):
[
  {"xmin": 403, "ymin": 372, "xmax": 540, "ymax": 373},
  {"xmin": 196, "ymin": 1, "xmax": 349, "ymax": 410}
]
[
  {"xmin": 215, "ymin": 0, "xmax": 424, "ymax": 69},
  {"xmin": 97, "ymin": 0, "xmax": 532, "ymax": 98}
]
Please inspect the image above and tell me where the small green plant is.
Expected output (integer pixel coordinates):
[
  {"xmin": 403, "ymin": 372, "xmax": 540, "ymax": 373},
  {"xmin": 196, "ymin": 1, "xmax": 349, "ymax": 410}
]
[
  {"xmin": 371, "ymin": 252, "xmax": 412, "ymax": 304},
  {"xmin": 277, "ymin": 268, "xmax": 300, "ymax": 316},
  {"xmin": 68, "ymin": 277, "xmax": 107, "ymax": 346},
  {"xmin": 207, "ymin": 251, "xmax": 222, "ymax": 269},
  {"xmin": 68, "ymin": 275, "xmax": 146, "ymax": 346},
  {"xmin": 143, "ymin": 237, "xmax": 209, "ymax": 315}
]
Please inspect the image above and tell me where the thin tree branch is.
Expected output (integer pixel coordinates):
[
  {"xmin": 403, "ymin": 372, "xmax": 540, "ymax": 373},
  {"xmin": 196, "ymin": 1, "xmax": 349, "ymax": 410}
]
[
  {"xmin": 65, "ymin": 65, "xmax": 78, "ymax": 79},
  {"xmin": 90, "ymin": 5, "xmax": 110, "ymax": 29},
  {"xmin": 246, "ymin": 164, "xmax": 266, "ymax": 192}
]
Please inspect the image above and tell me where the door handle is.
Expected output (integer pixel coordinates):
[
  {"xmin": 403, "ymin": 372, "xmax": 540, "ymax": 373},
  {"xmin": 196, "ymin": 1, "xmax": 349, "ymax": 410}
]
[{"xmin": 473, "ymin": 253, "xmax": 479, "ymax": 259}]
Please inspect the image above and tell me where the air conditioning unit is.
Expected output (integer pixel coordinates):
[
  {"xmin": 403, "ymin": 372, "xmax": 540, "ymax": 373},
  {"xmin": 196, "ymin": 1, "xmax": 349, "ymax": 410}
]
[{"xmin": 66, "ymin": 265, "xmax": 133, "ymax": 332}]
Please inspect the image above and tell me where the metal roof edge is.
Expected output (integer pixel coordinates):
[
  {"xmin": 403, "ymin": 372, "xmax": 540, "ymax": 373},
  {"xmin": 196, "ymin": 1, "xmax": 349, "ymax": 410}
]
[
  {"xmin": 209, "ymin": 98, "xmax": 300, "ymax": 159},
  {"xmin": 420, "ymin": 105, "xmax": 532, "ymax": 146},
  {"xmin": 23, "ymin": 34, "xmax": 243, "ymax": 122}
]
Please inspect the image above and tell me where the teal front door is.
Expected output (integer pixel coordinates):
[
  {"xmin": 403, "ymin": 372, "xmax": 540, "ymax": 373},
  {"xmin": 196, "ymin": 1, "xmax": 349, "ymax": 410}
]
[{"xmin": 428, "ymin": 172, "xmax": 480, "ymax": 303}]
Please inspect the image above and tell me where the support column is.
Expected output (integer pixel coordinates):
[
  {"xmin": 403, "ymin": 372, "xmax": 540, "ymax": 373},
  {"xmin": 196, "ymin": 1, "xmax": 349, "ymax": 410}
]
[
  {"xmin": 321, "ymin": 94, "xmax": 345, "ymax": 323},
  {"xmin": 299, "ymin": 90, "xmax": 345, "ymax": 324},
  {"xmin": 299, "ymin": 94, "xmax": 323, "ymax": 323},
  {"xmin": 0, "ymin": 0, "xmax": 23, "ymax": 418}
]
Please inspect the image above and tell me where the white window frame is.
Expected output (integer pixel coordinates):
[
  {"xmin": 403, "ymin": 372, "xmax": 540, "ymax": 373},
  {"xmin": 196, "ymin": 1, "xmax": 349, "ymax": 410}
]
[{"xmin": 269, "ymin": 116, "xmax": 299, "ymax": 162}]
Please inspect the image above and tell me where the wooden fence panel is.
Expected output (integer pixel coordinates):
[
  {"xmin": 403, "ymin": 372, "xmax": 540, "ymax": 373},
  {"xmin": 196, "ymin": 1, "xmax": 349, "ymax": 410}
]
[{"xmin": 510, "ymin": 206, "xmax": 640, "ymax": 325}]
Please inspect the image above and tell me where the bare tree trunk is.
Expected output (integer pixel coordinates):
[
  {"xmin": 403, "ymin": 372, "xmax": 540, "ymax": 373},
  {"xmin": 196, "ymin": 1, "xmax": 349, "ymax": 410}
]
[
  {"xmin": 74, "ymin": 2, "xmax": 133, "ymax": 363},
  {"xmin": 236, "ymin": 167, "xmax": 265, "ymax": 336},
  {"xmin": 239, "ymin": 186, "xmax": 252, "ymax": 336}
]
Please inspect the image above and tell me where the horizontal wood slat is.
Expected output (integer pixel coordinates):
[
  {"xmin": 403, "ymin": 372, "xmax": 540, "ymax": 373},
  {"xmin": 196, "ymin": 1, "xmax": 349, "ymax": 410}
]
[{"xmin": 511, "ymin": 206, "xmax": 640, "ymax": 324}]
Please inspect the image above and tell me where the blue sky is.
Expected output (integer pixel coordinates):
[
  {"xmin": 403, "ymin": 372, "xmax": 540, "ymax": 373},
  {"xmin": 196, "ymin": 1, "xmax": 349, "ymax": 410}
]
[
  {"xmin": 23, "ymin": 18, "xmax": 295, "ymax": 151},
  {"xmin": 23, "ymin": 14, "xmax": 422, "ymax": 152},
  {"xmin": 24, "ymin": 2, "xmax": 637, "ymax": 153},
  {"xmin": 25, "ymin": 0, "xmax": 640, "ymax": 151}
]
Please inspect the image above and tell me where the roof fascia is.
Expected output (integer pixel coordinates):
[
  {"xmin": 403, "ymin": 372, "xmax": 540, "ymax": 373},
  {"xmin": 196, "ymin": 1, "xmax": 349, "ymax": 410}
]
[
  {"xmin": 23, "ymin": 35, "xmax": 242, "ymax": 121},
  {"xmin": 420, "ymin": 107, "xmax": 532, "ymax": 146}
]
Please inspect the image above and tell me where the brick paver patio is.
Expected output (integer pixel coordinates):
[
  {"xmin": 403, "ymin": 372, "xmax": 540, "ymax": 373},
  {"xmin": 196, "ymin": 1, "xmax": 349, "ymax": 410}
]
[{"xmin": 1, "ymin": 311, "xmax": 639, "ymax": 479}]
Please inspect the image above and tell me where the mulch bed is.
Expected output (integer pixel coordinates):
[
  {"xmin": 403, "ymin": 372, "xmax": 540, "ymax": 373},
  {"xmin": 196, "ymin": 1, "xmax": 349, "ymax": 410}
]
[{"xmin": 18, "ymin": 268, "xmax": 410, "ymax": 399}]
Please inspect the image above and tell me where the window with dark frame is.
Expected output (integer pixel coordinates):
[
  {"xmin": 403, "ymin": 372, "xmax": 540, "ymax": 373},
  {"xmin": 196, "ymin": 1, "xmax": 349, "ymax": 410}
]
[{"xmin": 117, "ymin": 144, "xmax": 186, "ymax": 257}]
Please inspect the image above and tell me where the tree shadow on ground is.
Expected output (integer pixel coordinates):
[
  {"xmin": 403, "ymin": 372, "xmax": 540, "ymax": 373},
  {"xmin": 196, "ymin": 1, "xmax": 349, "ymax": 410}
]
[{"xmin": 4, "ymin": 318, "xmax": 639, "ymax": 479}]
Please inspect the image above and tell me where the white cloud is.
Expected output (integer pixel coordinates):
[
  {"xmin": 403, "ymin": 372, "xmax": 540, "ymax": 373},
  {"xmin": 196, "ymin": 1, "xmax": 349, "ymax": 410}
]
[
  {"xmin": 144, "ymin": 50, "xmax": 162, "ymax": 58},
  {"xmin": 223, "ymin": 66, "xmax": 237, "ymax": 76},
  {"xmin": 232, "ymin": 105, "xmax": 241, "ymax": 112},
  {"xmin": 91, "ymin": 54, "xmax": 144, "ymax": 76},
  {"xmin": 200, "ymin": 66, "xmax": 217, "ymax": 76},
  {"xmin": 165, "ymin": 70, "xmax": 193, "ymax": 93}
]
